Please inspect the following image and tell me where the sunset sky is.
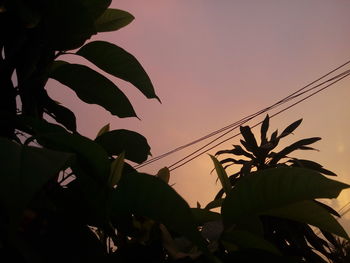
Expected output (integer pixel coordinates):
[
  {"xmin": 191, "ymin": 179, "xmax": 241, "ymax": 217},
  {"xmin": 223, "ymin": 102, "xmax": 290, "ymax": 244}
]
[{"xmin": 48, "ymin": 1, "xmax": 350, "ymax": 229}]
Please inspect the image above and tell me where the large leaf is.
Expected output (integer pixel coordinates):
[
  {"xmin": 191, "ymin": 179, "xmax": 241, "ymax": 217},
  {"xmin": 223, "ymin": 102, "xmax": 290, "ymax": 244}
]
[
  {"xmin": 289, "ymin": 159, "xmax": 336, "ymax": 176},
  {"xmin": 210, "ymin": 155, "xmax": 232, "ymax": 195},
  {"xmin": 0, "ymin": 138, "xmax": 72, "ymax": 220},
  {"xmin": 222, "ymin": 167, "xmax": 349, "ymax": 227},
  {"xmin": 111, "ymin": 172, "xmax": 208, "ymax": 251},
  {"xmin": 264, "ymin": 200, "xmax": 348, "ymax": 239},
  {"xmin": 43, "ymin": 96, "xmax": 77, "ymax": 132},
  {"xmin": 81, "ymin": 0, "xmax": 111, "ymax": 19},
  {"xmin": 191, "ymin": 208, "xmax": 221, "ymax": 225},
  {"xmin": 44, "ymin": 0, "xmax": 96, "ymax": 50},
  {"xmin": 95, "ymin": 129, "xmax": 150, "ymax": 164},
  {"xmin": 77, "ymin": 41, "xmax": 160, "ymax": 101},
  {"xmin": 50, "ymin": 62, "xmax": 137, "ymax": 118},
  {"xmin": 37, "ymin": 132, "xmax": 110, "ymax": 181},
  {"xmin": 221, "ymin": 229, "xmax": 281, "ymax": 255},
  {"xmin": 95, "ymin": 8, "xmax": 134, "ymax": 32}
]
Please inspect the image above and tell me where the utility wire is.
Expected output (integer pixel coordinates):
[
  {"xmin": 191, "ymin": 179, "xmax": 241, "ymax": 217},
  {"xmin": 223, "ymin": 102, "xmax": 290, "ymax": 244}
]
[
  {"xmin": 135, "ymin": 61, "xmax": 350, "ymax": 170},
  {"xmin": 168, "ymin": 71, "xmax": 350, "ymax": 171}
]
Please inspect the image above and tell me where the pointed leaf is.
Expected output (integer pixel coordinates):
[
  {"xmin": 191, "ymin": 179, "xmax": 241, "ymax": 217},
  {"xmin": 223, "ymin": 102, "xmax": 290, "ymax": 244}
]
[
  {"xmin": 210, "ymin": 155, "xmax": 232, "ymax": 195},
  {"xmin": 205, "ymin": 198, "xmax": 224, "ymax": 210},
  {"xmin": 265, "ymin": 200, "xmax": 348, "ymax": 239},
  {"xmin": 314, "ymin": 200, "xmax": 341, "ymax": 217},
  {"xmin": 271, "ymin": 137, "xmax": 321, "ymax": 164},
  {"xmin": 37, "ymin": 132, "xmax": 110, "ymax": 181},
  {"xmin": 289, "ymin": 159, "xmax": 337, "ymax": 176},
  {"xmin": 81, "ymin": 0, "xmax": 111, "ymax": 19},
  {"xmin": 270, "ymin": 130, "xmax": 278, "ymax": 142},
  {"xmin": 222, "ymin": 167, "xmax": 349, "ymax": 227},
  {"xmin": 279, "ymin": 119, "xmax": 302, "ymax": 139},
  {"xmin": 260, "ymin": 115, "xmax": 269, "ymax": 146},
  {"xmin": 157, "ymin": 167, "xmax": 170, "ymax": 184},
  {"xmin": 44, "ymin": 97, "xmax": 77, "ymax": 132},
  {"xmin": 96, "ymin": 123, "xmax": 110, "ymax": 138},
  {"xmin": 111, "ymin": 172, "xmax": 208, "ymax": 252},
  {"xmin": 191, "ymin": 208, "xmax": 221, "ymax": 225},
  {"xmin": 95, "ymin": 8, "xmax": 134, "ymax": 32},
  {"xmin": 95, "ymin": 129, "xmax": 151, "ymax": 164},
  {"xmin": 220, "ymin": 158, "xmax": 248, "ymax": 165},
  {"xmin": 109, "ymin": 152, "xmax": 124, "ymax": 188},
  {"xmin": 77, "ymin": 41, "xmax": 159, "ymax": 101},
  {"xmin": 240, "ymin": 126, "xmax": 258, "ymax": 150},
  {"xmin": 299, "ymin": 146, "xmax": 319, "ymax": 151},
  {"xmin": 50, "ymin": 62, "xmax": 137, "ymax": 118},
  {"xmin": 44, "ymin": 0, "xmax": 96, "ymax": 50}
]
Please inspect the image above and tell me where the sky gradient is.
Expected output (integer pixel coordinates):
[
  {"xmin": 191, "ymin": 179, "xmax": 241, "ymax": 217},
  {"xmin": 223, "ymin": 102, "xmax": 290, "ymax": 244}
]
[{"xmin": 48, "ymin": 1, "xmax": 350, "ymax": 230}]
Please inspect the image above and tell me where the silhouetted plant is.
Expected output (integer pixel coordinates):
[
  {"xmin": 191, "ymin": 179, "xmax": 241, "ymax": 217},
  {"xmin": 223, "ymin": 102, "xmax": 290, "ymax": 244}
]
[
  {"xmin": 328, "ymin": 237, "xmax": 350, "ymax": 263},
  {"xmin": 211, "ymin": 115, "xmax": 347, "ymax": 262},
  {"xmin": 1, "ymin": 1, "xmax": 349, "ymax": 263}
]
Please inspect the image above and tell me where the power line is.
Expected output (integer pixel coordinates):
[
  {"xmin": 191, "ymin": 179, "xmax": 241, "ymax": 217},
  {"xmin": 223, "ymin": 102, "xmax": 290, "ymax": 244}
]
[
  {"xmin": 168, "ymin": 71, "xmax": 350, "ymax": 171},
  {"xmin": 135, "ymin": 61, "xmax": 350, "ymax": 170}
]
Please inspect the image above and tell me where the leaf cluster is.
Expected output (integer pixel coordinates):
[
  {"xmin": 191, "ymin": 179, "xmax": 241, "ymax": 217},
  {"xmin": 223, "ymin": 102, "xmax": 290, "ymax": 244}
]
[{"xmin": 208, "ymin": 115, "xmax": 349, "ymax": 262}]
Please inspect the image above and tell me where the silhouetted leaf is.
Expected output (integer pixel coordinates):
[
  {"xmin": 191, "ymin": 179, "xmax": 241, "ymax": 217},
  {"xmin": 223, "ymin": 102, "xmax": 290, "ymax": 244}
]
[
  {"xmin": 156, "ymin": 167, "xmax": 170, "ymax": 184},
  {"xmin": 95, "ymin": 8, "xmax": 134, "ymax": 32},
  {"xmin": 270, "ymin": 130, "xmax": 278, "ymax": 142},
  {"xmin": 270, "ymin": 137, "xmax": 321, "ymax": 164},
  {"xmin": 303, "ymin": 225, "xmax": 330, "ymax": 256},
  {"xmin": 265, "ymin": 200, "xmax": 348, "ymax": 239},
  {"xmin": 260, "ymin": 115, "xmax": 269, "ymax": 146},
  {"xmin": 289, "ymin": 159, "xmax": 337, "ymax": 176},
  {"xmin": 240, "ymin": 161, "xmax": 253, "ymax": 177},
  {"xmin": 221, "ymin": 229, "xmax": 281, "ymax": 255},
  {"xmin": 50, "ymin": 62, "xmax": 137, "ymax": 118},
  {"xmin": 37, "ymin": 132, "xmax": 110, "ymax": 181},
  {"xmin": 205, "ymin": 198, "xmax": 224, "ymax": 210},
  {"xmin": 279, "ymin": 119, "xmax": 302, "ymax": 139},
  {"xmin": 44, "ymin": 0, "xmax": 96, "ymax": 50},
  {"xmin": 216, "ymin": 145, "xmax": 254, "ymax": 159},
  {"xmin": 111, "ymin": 172, "xmax": 208, "ymax": 252},
  {"xmin": 219, "ymin": 158, "xmax": 248, "ymax": 166},
  {"xmin": 299, "ymin": 145, "xmax": 319, "ymax": 151},
  {"xmin": 191, "ymin": 208, "xmax": 221, "ymax": 225},
  {"xmin": 15, "ymin": 115, "xmax": 67, "ymax": 135},
  {"xmin": 95, "ymin": 129, "xmax": 150, "ymax": 164},
  {"xmin": 81, "ymin": 0, "xmax": 111, "ymax": 19},
  {"xmin": 77, "ymin": 41, "xmax": 160, "ymax": 101},
  {"xmin": 44, "ymin": 97, "xmax": 76, "ymax": 132},
  {"xmin": 240, "ymin": 126, "xmax": 258, "ymax": 152},
  {"xmin": 240, "ymin": 139, "xmax": 254, "ymax": 153},
  {"xmin": 210, "ymin": 155, "xmax": 232, "ymax": 195},
  {"xmin": 0, "ymin": 138, "xmax": 72, "ymax": 223},
  {"xmin": 314, "ymin": 200, "xmax": 341, "ymax": 217},
  {"xmin": 222, "ymin": 167, "xmax": 349, "ymax": 229}
]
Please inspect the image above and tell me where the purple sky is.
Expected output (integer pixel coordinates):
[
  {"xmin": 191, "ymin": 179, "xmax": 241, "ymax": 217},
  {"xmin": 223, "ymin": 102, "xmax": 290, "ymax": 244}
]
[{"xmin": 48, "ymin": 1, "xmax": 350, "ymax": 230}]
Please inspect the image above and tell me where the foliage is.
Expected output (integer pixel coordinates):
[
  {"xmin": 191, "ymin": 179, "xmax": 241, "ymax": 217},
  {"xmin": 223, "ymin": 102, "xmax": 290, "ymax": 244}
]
[
  {"xmin": 0, "ymin": 1, "xmax": 349, "ymax": 263},
  {"xmin": 211, "ymin": 115, "xmax": 349, "ymax": 262},
  {"xmin": 0, "ymin": 1, "xmax": 205, "ymax": 262}
]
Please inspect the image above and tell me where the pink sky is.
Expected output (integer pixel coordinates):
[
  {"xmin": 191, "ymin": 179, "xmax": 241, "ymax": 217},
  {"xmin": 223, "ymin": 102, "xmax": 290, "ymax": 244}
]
[{"xmin": 48, "ymin": 1, "xmax": 350, "ymax": 230}]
